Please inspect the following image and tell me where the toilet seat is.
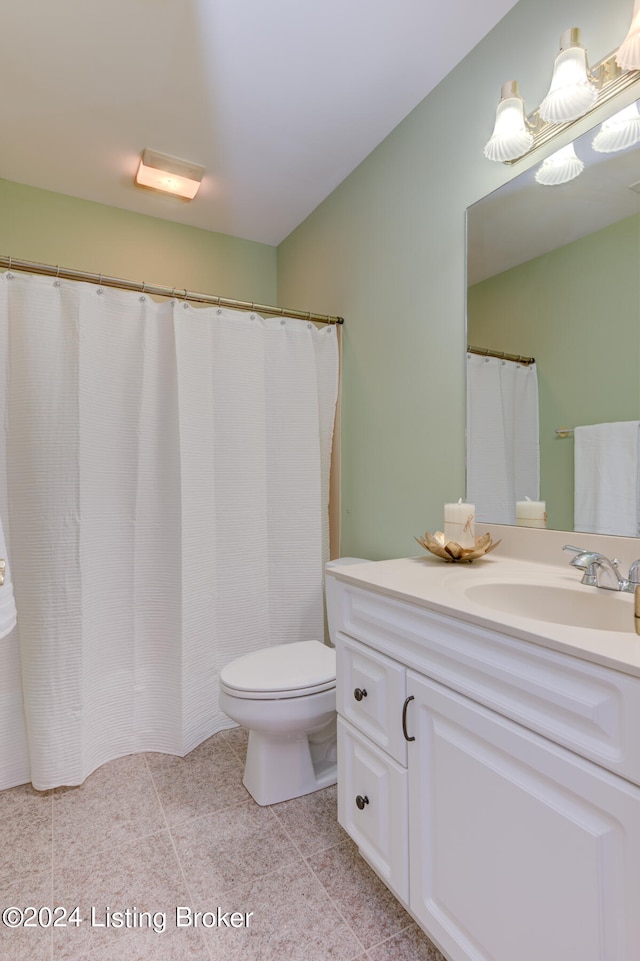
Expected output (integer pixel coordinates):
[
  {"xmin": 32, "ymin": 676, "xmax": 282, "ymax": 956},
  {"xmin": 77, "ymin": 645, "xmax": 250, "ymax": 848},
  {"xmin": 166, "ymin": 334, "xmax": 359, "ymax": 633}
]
[{"xmin": 219, "ymin": 640, "xmax": 336, "ymax": 700}]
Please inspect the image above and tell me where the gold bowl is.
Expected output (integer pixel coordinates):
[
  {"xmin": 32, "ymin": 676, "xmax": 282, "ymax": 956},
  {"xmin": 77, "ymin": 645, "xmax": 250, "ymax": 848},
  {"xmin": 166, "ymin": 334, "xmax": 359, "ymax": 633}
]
[{"xmin": 415, "ymin": 530, "xmax": 501, "ymax": 563}]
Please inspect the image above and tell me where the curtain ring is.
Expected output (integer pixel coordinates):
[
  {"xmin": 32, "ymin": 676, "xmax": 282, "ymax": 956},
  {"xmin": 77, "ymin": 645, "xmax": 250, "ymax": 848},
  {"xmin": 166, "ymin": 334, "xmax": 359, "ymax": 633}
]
[
  {"xmin": 55, "ymin": 265, "xmax": 60, "ymax": 278},
  {"xmin": 141, "ymin": 281, "xmax": 146, "ymax": 293},
  {"xmin": 183, "ymin": 288, "xmax": 188, "ymax": 300}
]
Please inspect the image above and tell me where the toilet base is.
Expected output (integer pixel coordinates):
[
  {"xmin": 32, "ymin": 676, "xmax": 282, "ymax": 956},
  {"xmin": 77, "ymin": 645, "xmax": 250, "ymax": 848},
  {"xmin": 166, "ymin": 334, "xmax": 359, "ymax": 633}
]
[{"xmin": 243, "ymin": 719, "xmax": 337, "ymax": 806}]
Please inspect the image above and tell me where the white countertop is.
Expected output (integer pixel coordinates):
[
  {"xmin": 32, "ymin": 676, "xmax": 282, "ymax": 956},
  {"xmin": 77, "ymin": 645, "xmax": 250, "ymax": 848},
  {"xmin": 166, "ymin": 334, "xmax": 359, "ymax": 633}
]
[{"xmin": 328, "ymin": 548, "xmax": 640, "ymax": 678}]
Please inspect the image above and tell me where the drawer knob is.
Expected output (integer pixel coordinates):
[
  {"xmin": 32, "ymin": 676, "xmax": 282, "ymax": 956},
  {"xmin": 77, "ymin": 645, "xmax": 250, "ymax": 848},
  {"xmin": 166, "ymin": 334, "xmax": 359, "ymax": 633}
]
[
  {"xmin": 353, "ymin": 687, "xmax": 368, "ymax": 702},
  {"xmin": 355, "ymin": 794, "xmax": 369, "ymax": 810}
]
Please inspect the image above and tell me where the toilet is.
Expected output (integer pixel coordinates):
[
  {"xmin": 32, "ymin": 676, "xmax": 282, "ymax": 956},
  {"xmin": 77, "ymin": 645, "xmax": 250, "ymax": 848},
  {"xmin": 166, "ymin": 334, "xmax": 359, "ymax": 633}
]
[{"xmin": 219, "ymin": 557, "xmax": 368, "ymax": 806}]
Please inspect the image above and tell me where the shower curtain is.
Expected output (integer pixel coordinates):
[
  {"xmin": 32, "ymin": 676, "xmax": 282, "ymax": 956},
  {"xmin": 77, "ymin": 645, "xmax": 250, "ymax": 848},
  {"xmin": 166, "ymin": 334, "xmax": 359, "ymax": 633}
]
[
  {"xmin": 466, "ymin": 353, "xmax": 539, "ymax": 525},
  {"xmin": 0, "ymin": 271, "xmax": 339, "ymax": 791}
]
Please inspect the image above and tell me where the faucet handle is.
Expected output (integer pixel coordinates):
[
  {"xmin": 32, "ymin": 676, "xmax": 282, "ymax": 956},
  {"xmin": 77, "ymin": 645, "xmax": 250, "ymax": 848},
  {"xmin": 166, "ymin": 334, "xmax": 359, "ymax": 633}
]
[
  {"xmin": 563, "ymin": 545, "xmax": 594, "ymax": 572},
  {"xmin": 629, "ymin": 560, "xmax": 640, "ymax": 586}
]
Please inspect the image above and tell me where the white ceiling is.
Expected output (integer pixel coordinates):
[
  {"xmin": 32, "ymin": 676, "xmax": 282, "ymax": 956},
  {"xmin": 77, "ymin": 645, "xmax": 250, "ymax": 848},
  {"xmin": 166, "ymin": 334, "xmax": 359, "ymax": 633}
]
[{"xmin": 0, "ymin": 0, "xmax": 520, "ymax": 247}]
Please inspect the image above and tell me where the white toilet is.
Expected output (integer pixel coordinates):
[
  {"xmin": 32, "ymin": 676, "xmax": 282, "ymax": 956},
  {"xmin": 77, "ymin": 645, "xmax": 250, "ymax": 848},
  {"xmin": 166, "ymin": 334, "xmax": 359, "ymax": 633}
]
[{"xmin": 219, "ymin": 557, "xmax": 368, "ymax": 806}]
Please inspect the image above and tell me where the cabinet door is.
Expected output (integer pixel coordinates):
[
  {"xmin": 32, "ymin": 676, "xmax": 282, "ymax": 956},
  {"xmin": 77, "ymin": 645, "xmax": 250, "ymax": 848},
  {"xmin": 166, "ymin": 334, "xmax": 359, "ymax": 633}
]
[
  {"xmin": 406, "ymin": 671, "xmax": 640, "ymax": 961},
  {"xmin": 336, "ymin": 633, "xmax": 407, "ymax": 765},
  {"xmin": 337, "ymin": 717, "xmax": 409, "ymax": 903}
]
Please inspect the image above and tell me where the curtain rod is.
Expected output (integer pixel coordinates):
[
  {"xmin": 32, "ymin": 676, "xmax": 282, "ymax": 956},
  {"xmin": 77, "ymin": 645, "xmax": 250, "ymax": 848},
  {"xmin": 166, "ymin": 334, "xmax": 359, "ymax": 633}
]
[
  {"xmin": 467, "ymin": 345, "xmax": 535, "ymax": 366},
  {"xmin": 0, "ymin": 255, "xmax": 344, "ymax": 326}
]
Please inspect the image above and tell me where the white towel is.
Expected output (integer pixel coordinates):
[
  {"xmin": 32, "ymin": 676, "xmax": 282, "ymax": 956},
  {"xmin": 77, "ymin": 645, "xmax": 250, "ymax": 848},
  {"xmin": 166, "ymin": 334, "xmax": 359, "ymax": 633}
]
[
  {"xmin": 0, "ymin": 515, "xmax": 16, "ymax": 639},
  {"xmin": 574, "ymin": 421, "xmax": 640, "ymax": 536}
]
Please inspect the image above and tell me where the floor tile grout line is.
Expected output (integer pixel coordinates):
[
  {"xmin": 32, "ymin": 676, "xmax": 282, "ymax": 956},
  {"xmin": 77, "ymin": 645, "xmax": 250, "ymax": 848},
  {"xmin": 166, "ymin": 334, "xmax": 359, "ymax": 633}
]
[
  {"xmin": 302, "ymin": 838, "xmax": 422, "ymax": 955},
  {"xmin": 142, "ymin": 753, "xmax": 215, "ymax": 961},
  {"xmin": 300, "ymin": 848, "xmax": 369, "ymax": 956},
  {"xmin": 366, "ymin": 917, "xmax": 427, "ymax": 952},
  {"xmin": 268, "ymin": 798, "xmax": 354, "ymax": 863}
]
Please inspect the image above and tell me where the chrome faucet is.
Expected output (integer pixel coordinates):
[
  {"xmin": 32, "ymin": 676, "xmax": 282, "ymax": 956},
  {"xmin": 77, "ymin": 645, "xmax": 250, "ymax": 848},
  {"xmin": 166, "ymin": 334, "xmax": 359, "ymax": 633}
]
[{"xmin": 563, "ymin": 545, "xmax": 640, "ymax": 593}]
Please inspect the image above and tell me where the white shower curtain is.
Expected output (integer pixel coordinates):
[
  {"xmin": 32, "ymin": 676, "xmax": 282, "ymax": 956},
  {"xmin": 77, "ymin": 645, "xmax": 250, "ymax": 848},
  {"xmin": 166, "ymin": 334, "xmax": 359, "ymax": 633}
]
[
  {"xmin": 466, "ymin": 353, "xmax": 539, "ymax": 525},
  {"xmin": 0, "ymin": 271, "xmax": 338, "ymax": 790}
]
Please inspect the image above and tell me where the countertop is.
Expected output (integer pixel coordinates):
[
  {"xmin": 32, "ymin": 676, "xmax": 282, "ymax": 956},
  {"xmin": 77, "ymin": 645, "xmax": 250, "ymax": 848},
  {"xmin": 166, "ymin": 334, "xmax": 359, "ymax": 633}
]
[{"xmin": 328, "ymin": 550, "xmax": 640, "ymax": 678}]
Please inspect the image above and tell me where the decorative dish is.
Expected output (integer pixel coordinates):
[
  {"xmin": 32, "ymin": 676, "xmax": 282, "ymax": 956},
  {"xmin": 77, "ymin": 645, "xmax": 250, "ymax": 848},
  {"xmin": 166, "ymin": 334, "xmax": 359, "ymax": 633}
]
[{"xmin": 414, "ymin": 529, "xmax": 500, "ymax": 563}]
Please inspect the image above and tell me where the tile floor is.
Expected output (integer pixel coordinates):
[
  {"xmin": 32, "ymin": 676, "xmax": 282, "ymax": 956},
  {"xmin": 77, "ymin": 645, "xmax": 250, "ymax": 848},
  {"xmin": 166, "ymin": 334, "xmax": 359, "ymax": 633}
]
[{"xmin": 1, "ymin": 727, "xmax": 447, "ymax": 961}]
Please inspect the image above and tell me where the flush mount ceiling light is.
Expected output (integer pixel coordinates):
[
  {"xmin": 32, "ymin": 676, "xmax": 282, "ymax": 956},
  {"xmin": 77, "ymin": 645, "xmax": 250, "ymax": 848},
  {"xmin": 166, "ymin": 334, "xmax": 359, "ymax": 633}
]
[
  {"xmin": 617, "ymin": 0, "xmax": 640, "ymax": 70},
  {"xmin": 539, "ymin": 29, "xmax": 597, "ymax": 123},
  {"xmin": 534, "ymin": 142, "xmax": 584, "ymax": 186},
  {"xmin": 483, "ymin": 81, "xmax": 534, "ymax": 162},
  {"xmin": 592, "ymin": 100, "xmax": 640, "ymax": 151},
  {"xmin": 484, "ymin": 17, "xmax": 640, "ymax": 167},
  {"xmin": 135, "ymin": 149, "xmax": 205, "ymax": 200}
]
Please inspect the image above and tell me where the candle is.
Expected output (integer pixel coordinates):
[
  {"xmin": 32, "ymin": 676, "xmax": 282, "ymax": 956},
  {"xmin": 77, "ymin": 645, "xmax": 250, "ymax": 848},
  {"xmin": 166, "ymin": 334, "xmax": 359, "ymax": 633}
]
[
  {"xmin": 516, "ymin": 498, "xmax": 547, "ymax": 528},
  {"xmin": 444, "ymin": 499, "xmax": 476, "ymax": 548}
]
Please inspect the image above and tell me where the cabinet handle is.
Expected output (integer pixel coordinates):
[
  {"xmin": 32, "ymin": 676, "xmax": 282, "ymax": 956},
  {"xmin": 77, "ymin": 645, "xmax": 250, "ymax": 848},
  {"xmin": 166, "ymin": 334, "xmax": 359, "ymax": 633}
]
[
  {"xmin": 353, "ymin": 687, "xmax": 368, "ymax": 702},
  {"xmin": 355, "ymin": 794, "xmax": 369, "ymax": 810},
  {"xmin": 402, "ymin": 695, "xmax": 415, "ymax": 742}
]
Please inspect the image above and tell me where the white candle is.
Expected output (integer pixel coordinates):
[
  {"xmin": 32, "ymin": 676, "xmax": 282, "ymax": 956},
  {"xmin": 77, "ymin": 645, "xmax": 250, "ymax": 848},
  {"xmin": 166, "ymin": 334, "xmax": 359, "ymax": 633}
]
[
  {"xmin": 444, "ymin": 499, "xmax": 476, "ymax": 548},
  {"xmin": 516, "ymin": 498, "xmax": 547, "ymax": 528}
]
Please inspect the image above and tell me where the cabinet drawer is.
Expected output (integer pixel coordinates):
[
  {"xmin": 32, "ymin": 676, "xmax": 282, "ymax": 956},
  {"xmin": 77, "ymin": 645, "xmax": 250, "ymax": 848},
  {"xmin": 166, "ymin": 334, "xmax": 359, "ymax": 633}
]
[
  {"xmin": 336, "ymin": 633, "xmax": 407, "ymax": 765},
  {"xmin": 337, "ymin": 717, "xmax": 409, "ymax": 904},
  {"xmin": 337, "ymin": 583, "xmax": 640, "ymax": 785}
]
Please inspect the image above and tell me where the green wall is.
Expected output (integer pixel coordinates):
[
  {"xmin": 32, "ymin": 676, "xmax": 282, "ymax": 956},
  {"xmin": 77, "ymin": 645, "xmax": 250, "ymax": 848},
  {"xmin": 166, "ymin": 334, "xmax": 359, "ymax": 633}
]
[
  {"xmin": 1, "ymin": 0, "xmax": 636, "ymax": 561},
  {"xmin": 468, "ymin": 213, "xmax": 640, "ymax": 531},
  {"xmin": 277, "ymin": 0, "xmax": 634, "ymax": 559},
  {"xmin": 0, "ymin": 178, "xmax": 277, "ymax": 304}
]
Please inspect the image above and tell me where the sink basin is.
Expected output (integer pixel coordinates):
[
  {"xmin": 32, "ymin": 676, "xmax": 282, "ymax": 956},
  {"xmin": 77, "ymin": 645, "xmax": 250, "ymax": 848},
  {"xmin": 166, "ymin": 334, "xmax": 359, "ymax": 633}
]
[{"xmin": 463, "ymin": 579, "xmax": 634, "ymax": 633}]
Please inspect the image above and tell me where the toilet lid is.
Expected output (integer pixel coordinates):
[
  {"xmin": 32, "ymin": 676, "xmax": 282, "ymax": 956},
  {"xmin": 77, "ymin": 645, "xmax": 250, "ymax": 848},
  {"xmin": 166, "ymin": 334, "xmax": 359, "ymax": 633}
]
[{"xmin": 220, "ymin": 640, "xmax": 336, "ymax": 699}]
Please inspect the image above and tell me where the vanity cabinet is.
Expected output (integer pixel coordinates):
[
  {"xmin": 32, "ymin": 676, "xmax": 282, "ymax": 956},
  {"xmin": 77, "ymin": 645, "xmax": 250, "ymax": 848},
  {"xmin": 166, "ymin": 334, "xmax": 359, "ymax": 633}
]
[{"xmin": 334, "ymin": 578, "xmax": 640, "ymax": 961}]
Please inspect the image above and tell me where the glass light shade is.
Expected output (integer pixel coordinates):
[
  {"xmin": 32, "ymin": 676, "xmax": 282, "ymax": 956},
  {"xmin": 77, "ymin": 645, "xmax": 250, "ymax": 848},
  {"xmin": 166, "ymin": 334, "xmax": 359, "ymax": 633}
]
[
  {"xmin": 539, "ymin": 30, "xmax": 597, "ymax": 124},
  {"xmin": 135, "ymin": 149, "xmax": 204, "ymax": 200},
  {"xmin": 484, "ymin": 82, "xmax": 533, "ymax": 162},
  {"xmin": 616, "ymin": 0, "xmax": 640, "ymax": 71},
  {"xmin": 592, "ymin": 102, "xmax": 640, "ymax": 152},
  {"xmin": 534, "ymin": 143, "xmax": 584, "ymax": 186}
]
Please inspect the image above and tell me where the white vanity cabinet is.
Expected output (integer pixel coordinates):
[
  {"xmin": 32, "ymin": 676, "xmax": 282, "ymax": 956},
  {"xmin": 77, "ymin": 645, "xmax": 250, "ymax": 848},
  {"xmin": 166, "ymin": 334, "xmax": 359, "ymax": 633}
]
[{"xmin": 334, "ymin": 576, "xmax": 640, "ymax": 961}]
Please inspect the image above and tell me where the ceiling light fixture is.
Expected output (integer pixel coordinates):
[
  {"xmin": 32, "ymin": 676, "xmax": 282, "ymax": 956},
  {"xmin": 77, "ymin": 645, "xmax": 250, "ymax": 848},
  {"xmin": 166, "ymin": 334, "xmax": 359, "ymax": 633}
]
[
  {"xmin": 135, "ymin": 149, "xmax": 205, "ymax": 200},
  {"xmin": 534, "ymin": 143, "xmax": 584, "ymax": 186},
  {"xmin": 592, "ymin": 100, "xmax": 640, "ymax": 151},
  {"xmin": 617, "ymin": 0, "xmax": 640, "ymax": 70},
  {"xmin": 484, "ymin": 19, "xmax": 640, "ymax": 167}
]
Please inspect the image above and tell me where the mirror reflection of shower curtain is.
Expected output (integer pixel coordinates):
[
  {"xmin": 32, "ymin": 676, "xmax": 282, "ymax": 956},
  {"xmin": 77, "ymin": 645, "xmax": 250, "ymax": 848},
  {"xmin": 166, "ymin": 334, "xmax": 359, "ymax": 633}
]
[
  {"xmin": 466, "ymin": 354, "xmax": 540, "ymax": 524},
  {"xmin": 0, "ymin": 271, "xmax": 338, "ymax": 791}
]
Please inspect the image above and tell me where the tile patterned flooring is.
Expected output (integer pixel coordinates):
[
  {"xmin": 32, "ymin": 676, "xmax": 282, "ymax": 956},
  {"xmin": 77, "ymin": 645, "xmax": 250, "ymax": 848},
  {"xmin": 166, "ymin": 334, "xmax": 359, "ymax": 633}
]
[{"xmin": 1, "ymin": 728, "xmax": 447, "ymax": 961}]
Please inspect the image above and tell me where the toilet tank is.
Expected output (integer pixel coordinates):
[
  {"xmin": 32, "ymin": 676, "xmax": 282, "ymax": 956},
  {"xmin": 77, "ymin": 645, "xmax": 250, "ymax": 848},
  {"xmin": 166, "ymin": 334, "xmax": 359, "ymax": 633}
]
[{"xmin": 325, "ymin": 557, "xmax": 370, "ymax": 646}]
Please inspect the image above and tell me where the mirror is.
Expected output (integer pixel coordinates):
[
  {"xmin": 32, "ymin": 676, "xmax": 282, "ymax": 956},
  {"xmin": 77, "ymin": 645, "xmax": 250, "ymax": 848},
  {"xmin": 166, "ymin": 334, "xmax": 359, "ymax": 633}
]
[{"xmin": 467, "ymin": 96, "xmax": 640, "ymax": 534}]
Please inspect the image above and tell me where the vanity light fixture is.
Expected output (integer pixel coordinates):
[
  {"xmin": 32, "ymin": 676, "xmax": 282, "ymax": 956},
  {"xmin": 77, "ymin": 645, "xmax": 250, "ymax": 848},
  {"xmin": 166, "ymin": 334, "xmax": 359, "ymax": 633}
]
[
  {"xmin": 135, "ymin": 149, "xmax": 205, "ymax": 200},
  {"xmin": 592, "ymin": 101, "xmax": 640, "ymax": 152},
  {"xmin": 538, "ymin": 29, "xmax": 597, "ymax": 124},
  {"xmin": 617, "ymin": 0, "xmax": 640, "ymax": 70},
  {"xmin": 534, "ymin": 142, "xmax": 584, "ymax": 186},
  {"xmin": 485, "ymin": 19, "xmax": 640, "ymax": 166},
  {"xmin": 483, "ymin": 81, "xmax": 534, "ymax": 161}
]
